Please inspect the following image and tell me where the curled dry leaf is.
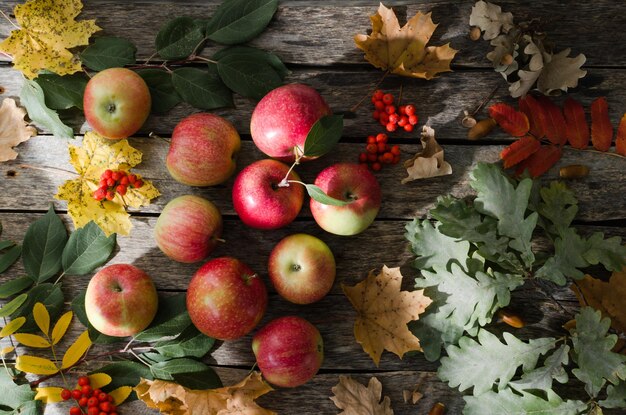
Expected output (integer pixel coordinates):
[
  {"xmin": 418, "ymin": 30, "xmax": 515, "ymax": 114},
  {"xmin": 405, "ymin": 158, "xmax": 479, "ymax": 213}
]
[
  {"xmin": 330, "ymin": 376, "xmax": 393, "ymax": 415},
  {"xmin": 0, "ymin": 98, "xmax": 37, "ymax": 162},
  {"xmin": 342, "ymin": 265, "xmax": 432, "ymax": 366},
  {"xmin": 469, "ymin": 0, "xmax": 514, "ymax": 40},
  {"xmin": 572, "ymin": 270, "xmax": 626, "ymax": 334},
  {"xmin": 135, "ymin": 372, "xmax": 275, "ymax": 415},
  {"xmin": 402, "ymin": 126, "xmax": 452, "ymax": 184},
  {"xmin": 354, "ymin": 4, "xmax": 457, "ymax": 80}
]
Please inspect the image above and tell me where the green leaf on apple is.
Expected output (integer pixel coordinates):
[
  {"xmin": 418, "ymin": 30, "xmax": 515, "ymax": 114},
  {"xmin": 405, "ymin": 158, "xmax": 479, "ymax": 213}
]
[
  {"xmin": 81, "ymin": 36, "xmax": 137, "ymax": 71},
  {"xmin": 62, "ymin": 221, "xmax": 116, "ymax": 276},
  {"xmin": 215, "ymin": 46, "xmax": 288, "ymax": 100},
  {"xmin": 305, "ymin": 184, "xmax": 352, "ymax": 206},
  {"xmin": 0, "ymin": 243, "xmax": 22, "ymax": 274},
  {"xmin": 22, "ymin": 205, "xmax": 68, "ymax": 283},
  {"xmin": 172, "ymin": 67, "xmax": 234, "ymax": 110},
  {"xmin": 154, "ymin": 325, "xmax": 215, "ymax": 359},
  {"xmin": 0, "ymin": 276, "xmax": 32, "ymax": 299},
  {"xmin": 20, "ymin": 80, "xmax": 74, "ymax": 140},
  {"xmin": 14, "ymin": 283, "xmax": 64, "ymax": 333},
  {"xmin": 134, "ymin": 293, "xmax": 192, "ymax": 342},
  {"xmin": 206, "ymin": 0, "xmax": 278, "ymax": 45},
  {"xmin": 303, "ymin": 114, "xmax": 344, "ymax": 158},
  {"xmin": 71, "ymin": 290, "xmax": 120, "ymax": 345},
  {"xmin": 156, "ymin": 17, "xmax": 205, "ymax": 61},
  {"xmin": 136, "ymin": 69, "xmax": 182, "ymax": 114},
  {"xmin": 34, "ymin": 73, "xmax": 87, "ymax": 110},
  {"xmin": 0, "ymin": 293, "xmax": 27, "ymax": 318},
  {"xmin": 150, "ymin": 358, "xmax": 222, "ymax": 389}
]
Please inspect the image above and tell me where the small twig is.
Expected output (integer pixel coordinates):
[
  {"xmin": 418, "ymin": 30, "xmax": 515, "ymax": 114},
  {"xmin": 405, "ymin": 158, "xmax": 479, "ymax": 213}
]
[
  {"xmin": 563, "ymin": 145, "xmax": 626, "ymax": 159},
  {"xmin": 20, "ymin": 164, "xmax": 77, "ymax": 176},
  {"xmin": 350, "ymin": 70, "xmax": 390, "ymax": 113},
  {"xmin": 471, "ymin": 84, "xmax": 499, "ymax": 116},
  {"xmin": 0, "ymin": 9, "xmax": 20, "ymax": 30}
]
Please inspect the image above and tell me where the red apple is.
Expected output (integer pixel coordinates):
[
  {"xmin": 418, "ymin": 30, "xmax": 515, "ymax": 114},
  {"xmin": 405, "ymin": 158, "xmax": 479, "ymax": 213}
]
[
  {"xmin": 154, "ymin": 195, "xmax": 223, "ymax": 263},
  {"xmin": 85, "ymin": 264, "xmax": 158, "ymax": 337},
  {"xmin": 268, "ymin": 234, "xmax": 335, "ymax": 304},
  {"xmin": 252, "ymin": 316, "xmax": 324, "ymax": 388},
  {"xmin": 310, "ymin": 163, "xmax": 382, "ymax": 236},
  {"xmin": 83, "ymin": 68, "xmax": 151, "ymax": 140},
  {"xmin": 250, "ymin": 83, "xmax": 331, "ymax": 161},
  {"xmin": 166, "ymin": 113, "xmax": 241, "ymax": 186},
  {"xmin": 186, "ymin": 257, "xmax": 267, "ymax": 340},
  {"xmin": 232, "ymin": 159, "xmax": 304, "ymax": 230}
]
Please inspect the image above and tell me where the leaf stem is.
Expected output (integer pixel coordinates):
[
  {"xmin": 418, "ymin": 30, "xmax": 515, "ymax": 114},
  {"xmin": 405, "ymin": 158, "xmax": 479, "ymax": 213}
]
[
  {"xmin": 350, "ymin": 70, "xmax": 389, "ymax": 113},
  {"xmin": 193, "ymin": 56, "xmax": 218, "ymax": 65},
  {"xmin": 53, "ymin": 271, "xmax": 66, "ymax": 286},
  {"xmin": 0, "ymin": 9, "xmax": 20, "ymax": 30},
  {"xmin": 19, "ymin": 164, "xmax": 77, "ymax": 176},
  {"xmin": 563, "ymin": 145, "xmax": 626, "ymax": 159}
]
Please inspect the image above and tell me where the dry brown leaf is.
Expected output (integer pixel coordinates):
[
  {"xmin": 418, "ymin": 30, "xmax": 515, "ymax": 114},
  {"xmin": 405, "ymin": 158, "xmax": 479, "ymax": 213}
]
[
  {"xmin": 402, "ymin": 384, "xmax": 423, "ymax": 405},
  {"xmin": 469, "ymin": 0, "xmax": 514, "ymax": 40},
  {"xmin": 330, "ymin": 376, "xmax": 393, "ymax": 415},
  {"xmin": 402, "ymin": 126, "xmax": 452, "ymax": 184},
  {"xmin": 134, "ymin": 372, "xmax": 275, "ymax": 415},
  {"xmin": 354, "ymin": 3, "xmax": 457, "ymax": 80},
  {"xmin": 0, "ymin": 98, "xmax": 37, "ymax": 162},
  {"xmin": 537, "ymin": 48, "xmax": 587, "ymax": 96},
  {"xmin": 572, "ymin": 270, "xmax": 626, "ymax": 334},
  {"xmin": 342, "ymin": 265, "xmax": 432, "ymax": 366}
]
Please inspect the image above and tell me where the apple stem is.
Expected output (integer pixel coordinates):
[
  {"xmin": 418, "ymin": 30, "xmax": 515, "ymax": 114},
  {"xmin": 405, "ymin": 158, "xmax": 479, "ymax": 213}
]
[
  {"xmin": 216, "ymin": 238, "xmax": 226, "ymax": 243},
  {"xmin": 278, "ymin": 147, "xmax": 303, "ymax": 187}
]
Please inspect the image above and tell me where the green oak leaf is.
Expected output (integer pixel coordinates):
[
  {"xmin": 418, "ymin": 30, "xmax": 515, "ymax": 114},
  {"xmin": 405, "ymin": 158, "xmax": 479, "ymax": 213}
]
[
  {"xmin": 534, "ymin": 227, "xmax": 590, "ymax": 285},
  {"xmin": 600, "ymin": 381, "xmax": 626, "ymax": 409},
  {"xmin": 463, "ymin": 388, "xmax": 586, "ymax": 415},
  {"xmin": 583, "ymin": 232, "xmax": 626, "ymax": 272},
  {"xmin": 510, "ymin": 344, "xmax": 570, "ymax": 393},
  {"xmin": 405, "ymin": 219, "xmax": 470, "ymax": 271},
  {"xmin": 536, "ymin": 181, "xmax": 578, "ymax": 237},
  {"xmin": 0, "ymin": 371, "xmax": 40, "ymax": 414}
]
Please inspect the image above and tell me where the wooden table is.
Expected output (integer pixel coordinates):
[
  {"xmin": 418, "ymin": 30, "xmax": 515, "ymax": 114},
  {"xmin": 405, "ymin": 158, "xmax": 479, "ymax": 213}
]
[{"xmin": 1, "ymin": 1, "xmax": 625, "ymax": 414}]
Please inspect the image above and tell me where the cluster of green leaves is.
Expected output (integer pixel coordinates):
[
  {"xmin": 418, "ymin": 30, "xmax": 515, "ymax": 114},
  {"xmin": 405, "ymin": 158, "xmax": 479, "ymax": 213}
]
[
  {"xmin": 0, "ymin": 369, "xmax": 39, "ymax": 415},
  {"xmin": 405, "ymin": 163, "xmax": 626, "ymax": 414}
]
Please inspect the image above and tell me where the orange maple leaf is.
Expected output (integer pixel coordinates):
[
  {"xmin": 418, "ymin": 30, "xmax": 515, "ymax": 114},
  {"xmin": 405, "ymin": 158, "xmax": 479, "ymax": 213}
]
[{"xmin": 342, "ymin": 265, "xmax": 432, "ymax": 366}]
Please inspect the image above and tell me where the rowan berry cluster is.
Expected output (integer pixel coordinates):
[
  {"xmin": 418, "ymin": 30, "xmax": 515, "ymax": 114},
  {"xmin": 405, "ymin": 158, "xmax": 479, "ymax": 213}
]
[
  {"xmin": 371, "ymin": 89, "xmax": 419, "ymax": 132},
  {"xmin": 93, "ymin": 169, "xmax": 143, "ymax": 201},
  {"xmin": 358, "ymin": 133, "xmax": 401, "ymax": 171},
  {"xmin": 61, "ymin": 376, "xmax": 120, "ymax": 415}
]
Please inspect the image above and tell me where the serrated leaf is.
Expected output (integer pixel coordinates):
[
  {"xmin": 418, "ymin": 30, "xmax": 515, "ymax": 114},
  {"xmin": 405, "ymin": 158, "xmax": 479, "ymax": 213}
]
[
  {"xmin": 0, "ymin": 276, "xmax": 32, "ymax": 298},
  {"xmin": 405, "ymin": 219, "xmax": 470, "ymax": 271},
  {"xmin": 22, "ymin": 205, "xmax": 68, "ymax": 283},
  {"xmin": 61, "ymin": 330, "xmax": 91, "ymax": 369},
  {"xmin": 537, "ymin": 96, "xmax": 568, "ymax": 145},
  {"xmin": 0, "ymin": 293, "xmax": 28, "ymax": 318},
  {"xmin": 519, "ymin": 94, "xmax": 546, "ymax": 139},
  {"xmin": 469, "ymin": 0, "xmax": 514, "ymax": 40},
  {"xmin": 600, "ymin": 381, "xmax": 626, "ymax": 409},
  {"xmin": 156, "ymin": 17, "xmax": 204, "ymax": 61},
  {"xmin": 88, "ymin": 373, "xmax": 112, "ymax": 389},
  {"xmin": 172, "ymin": 67, "xmax": 233, "ymax": 110},
  {"xmin": 590, "ymin": 97, "xmax": 613, "ymax": 152},
  {"xmin": 50, "ymin": 311, "xmax": 73, "ymax": 345},
  {"xmin": 537, "ymin": 49, "xmax": 587, "ymax": 97},
  {"xmin": 0, "ymin": 370, "xmax": 38, "ymax": 411},
  {"xmin": 563, "ymin": 98, "xmax": 589, "ymax": 149},
  {"xmin": 34, "ymin": 386, "xmax": 64, "ymax": 403},
  {"xmin": 33, "ymin": 302, "xmax": 50, "ymax": 335},
  {"xmin": 535, "ymin": 228, "xmax": 590, "ymax": 285},
  {"xmin": 81, "ymin": 36, "xmax": 137, "ymax": 71},
  {"xmin": 206, "ymin": 0, "xmax": 278, "ymax": 45},
  {"xmin": 109, "ymin": 386, "xmax": 133, "ymax": 405},
  {"xmin": 62, "ymin": 221, "xmax": 116, "ymax": 275},
  {"xmin": 583, "ymin": 233, "xmax": 626, "ymax": 272},
  {"xmin": 19, "ymin": 80, "xmax": 74, "ymax": 139},
  {"xmin": 216, "ymin": 50, "xmax": 284, "ymax": 100},
  {"xmin": 16, "ymin": 355, "xmax": 58, "ymax": 375},
  {"xmin": 514, "ymin": 144, "xmax": 563, "ymax": 178},
  {"xmin": 304, "ymin": 184, "xmax": 351, "ymax": 206},
  {"xmin": 136, "ymin": 69, "xmax": 181, "ymax": 114},
  {"xmin": 71, "ymin": 290, "xmax": 118, "ymax": 344},
  {"xmin": 34, "ymin": 73, "xmax": 87, "ymax": 110},
  {"xmin": 0, "ymin": 316, "xmax": 26, "ymax": 337},
  {"xmin": 302, "ymin": 115, "xmax": 344, "ymax": 158},
  {"xmin": 13, "ymin": 333, "xmax": 50, "ymax": 348},
  {"xmin": 15, "ymin": 283, "xmax": 64, "ymax": 332},
  {"xmin": 489, "ymin": 103, "xmax": 530, "ymax": 137},
  {"xmin": 154, "ymin": 325, "xmax": 215, "ymax": 359},
  {"xmin": 135, "ymin": 294, "xmax": 190, "ymax": 342},
  {"xmin": 536, "ymin": 181, "xmax": 578, "ymax": 238},
  {"xmin": 500, "ymin": 136, "xmax": 541, "ymax": 169},
  {"xmin": 330, "ymin": 376, "xmax": 393, "ymax": 415},
  {"xmin": 464, "ymin": 388, "xmax": 586, "ymax": 415},
  {"xmin": 510, "ymin": 344, "xmax": 570, "ymax": 393}
]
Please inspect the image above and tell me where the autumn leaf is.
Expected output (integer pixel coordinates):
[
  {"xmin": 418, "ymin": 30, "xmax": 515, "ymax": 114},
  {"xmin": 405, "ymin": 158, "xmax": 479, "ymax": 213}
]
[
  {"xmin": 514, "ymin": 145, "xmax": 562, "ymax": 178},
  {"xmin": 591, "ymin": 97, "xmax": 613, "ymax": 152},
  {"xmin": 0, "ymin": 0, "xmax": 100, "ymax": 79},
  {"xmin": 519, "ymin": 95, "xmax": 546, "ymax": 139},
  {"xmin": 342, "ymin": 265, "xmax": 432, "ymax": 366},
  {"xmin": 135, "ymin": 372, "xmax": 275, "ymax": 415},
  {"xmin": 617, "ymin": 114, "xmax": 626, "ymax": 156},
  {"xmin": 0, "ymin": 98, "xmax": 37, "ymax": 162},
  {"xmin": 489, "ymin": 103, "xmax": 530, "ymax": 137},
  {"xmin": 572, "ymin": 270, "xmax": 626, "ymax": 335},
  {"xmin": 55, "ymin": 131, "xmax": 160, "ymax": 236},
  {"xmin": 563, "ymin": 98, "xmax": 590, "ymax": 149},
  {"xmin": 536, "ymin": 48, "xmax": 587, "ymax": 96},
  {"xmin": 402, "ymin": 126, "xmax": 452, "ymax": 184},
  {"xmin": 500, "ymin": 136, "xmax": 541, "ymax": 169},
  {"xmin": 469, "ymin": 0, "xmax": 514, "ymax": 40},
  {"xmin": 330, "ymin": 376, "xmax": 393, "ymax": 415},
  {"xmin": 537, "ymin": 96, "xmax": 567, "ymax": 145},
  {"xmin": 354, "ymin": 4, "xmax": 457, "ymax": 80},
  {"xmin": 35, "ymin": 387, "xmax": 64, "ymax": 403}
]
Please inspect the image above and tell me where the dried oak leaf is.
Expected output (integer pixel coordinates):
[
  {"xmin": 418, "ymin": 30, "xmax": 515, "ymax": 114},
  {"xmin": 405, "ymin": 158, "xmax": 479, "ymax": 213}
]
[
  {"xmin": 135, "ymin": 372, "xmax": 275, "ymax": 415},
  {"xmin": 537, "ymin": 49, "xmax": 586, "ymax": 96},
  {"xmin": 55, "ymin": 131, "xmax": 160, "ymax": 236},
  {"xmin": 330, "ymin": 376, "xmax": 393, "ymax": 415},
  {"xmin": 402, "ymin": 126, "xmax": 452, "ymax": 184},
  {"xmin": 572, "ymin": 270, "xmax": 626, "ymax": 334},
  {"xmin": 0, "ymin": 0, "xmax": 100, "ymax": 79},
  {"xmin": 354, "ymin": 3, "xmax": 457, "ymax": 80},
  {"xmin": 0, "ymin": 98, "xmax": 37, "ymax": 162},
  {"xmin": 342, "ymin": 265, "xmax": 432, "ymax": 366},
  {"xmin": 469, "ymin": 0, "xmax": 514, "ymax": 40}
]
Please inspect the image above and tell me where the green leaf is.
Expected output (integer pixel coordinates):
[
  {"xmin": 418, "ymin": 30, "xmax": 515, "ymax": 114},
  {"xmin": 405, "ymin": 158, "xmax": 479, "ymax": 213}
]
[
  {"xmin": 216, "ymin": 49, "xmax": 284, "ymax": 100},
  {"xmin": 134, "ymin": 294, "xmax": 191, "ymax": 342},
  {"xmin": 81, "ymin": 37, "xmax": 137, "ymax": 71},
  {"xmin": 206, "ymin": 0, "xmax": 278, "ymax": 45},
  {"xmin": 91, "ymin": 361, "xmax": 152, "ymax": 400},
  {"xmin": 154, "ymin": 325, "xmax": 215, "ymax": 359},
  {"xmin": 19, "ymin": 80, "xmax": 74, "ymax": 140},
  {"xmin": 172, "ymin": 368, "xmax": 222, "ymax": 390},
  {"xmin": 600, "ymin": 381, "xmax": 626, "ymax": 409},
  {"xmin": 439, "ymin": 329, "xmax": 556, "ymax": 395},
  {"xmin": 303, "ymin": 115, "xmax": 344, "ymax": 158},
  {"xmin": 213, "ymin": 46, "xmax": 289, "ymax": 79},
  {"xmin": 570, "ymin": 307, "xmax": 626, "ymax": 397},
  {"xmin": 463, "ymin": 388, "xmax": 587, "ymax": 415},
  {"xmin": 0, "ymin": 293, "xmax": 28, "ymax": 318},
  {"xmin": 405, "ymin": 219, "xmax": 470, "ymax": 271},
  {"xmin": 535, "ymin": 228, "xmax": 589, "ymax": 285},
  {"xmin": 509, "ymin": 344, "xmax": 570, "ymax": 393},
  {"xmin": 71, "ymin": 291, "xmax": 119, "ymax": 345},
  {"xmin": 150, "ymin": 358, "xmax": 222, "ymax": 389},
  {"xmin": 22, "ymin": 205, "xmax": 68, "ymax": 283},
  {"xmin": 33, "ymin": 73, "xmax": 87, "ymax": 110},
  {"xmin": 536, "ymin": 181, "xmax": 578, "ymax": 237},
  {"xmin": 14, "ymin": 283, "xmax": 63, "ymax": 332},
  {"xmin": 583, "ymin": 232, "xmax": 626, "ymax": 272},
  {"xmin": 0, "ymin": 370, "xmax": 38, "ymax": 413},
  {"xmin": 136, "ymin": 69, "xmax": 181, "ymax": 114},
  {"xmin": 0, "ymin": 244, "xmax": 22, "ymax": 274},
  {"xmin": 156, "ymin": 17, "xmax": 205, "ymax": 60},
  {"xmin": 0, "ymin": 276, "xmax": 32, "ymax": 298},
  {"xmin": 62, "ymin": 221, "xmax": 116, "ymax": 275},
  {"xmin": 172, "ymin": 67, "xmax": 233, "ymax": 110},
  {"xmin": 304, "ymin": 184, "xmax": 351, "ymax": 206}
]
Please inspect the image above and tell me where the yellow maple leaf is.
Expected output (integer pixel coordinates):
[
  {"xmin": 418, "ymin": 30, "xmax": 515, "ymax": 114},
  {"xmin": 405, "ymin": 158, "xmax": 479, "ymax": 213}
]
[
  {"xmin": 0, "ymin": 0, "xmax": 100, "ymax": 79},
  {"xmin": 342, "ymin": 265, "xmax": 432, "ymax": 366},
  {"xmin": 572, "ymin": 269, "xmax": 626, "ymax": 334},
  {"xmin": 0, "ymin": 98, "xmax": 37, "ymax": 162},
  {"xmin": 354, "ymin": 3, "xmax": 457, "ymax": 79},
  {"xmin": 135, "ymin": 372, "xmax": 276, "ymax": 415},
  {"xmin": 55, "ymin": 131, "xmax": 160, "ymax": 236}
]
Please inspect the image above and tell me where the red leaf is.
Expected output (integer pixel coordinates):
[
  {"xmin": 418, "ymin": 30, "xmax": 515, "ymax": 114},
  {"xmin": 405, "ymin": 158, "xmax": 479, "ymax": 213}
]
[
  {"xmin": 515, "ymin": 145, "xmax": 563, "ymax": 178},
  {"xmin": 500, "ymin": 136, "xmax": 541, "ymax": 168},
  {"xmin": 563, "ymin": 98, "xmax": 589, "ymax": 149},
  {"xmin": 537, "ymin": 96, "xmax": 567, "ymax": 145},
  {"xmin": 519, "ymin": 95, "xmax": 546, "ymax": 139},
  {"xmin": 489, "ymin": 103, "xmax": 530, "ymax": 137},
  {"xmin": 616, "ymin": 114, "xmax": 626, "ymax": 156},
  {"xmin": 591, "ymin": 97, "xmax": 613, "ymax": 152}
]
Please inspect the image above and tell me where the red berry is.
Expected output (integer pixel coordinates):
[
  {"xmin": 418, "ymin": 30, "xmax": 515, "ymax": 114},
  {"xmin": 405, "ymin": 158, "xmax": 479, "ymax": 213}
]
[
  {"xmin": 117, "ymin": 185, "xmax": 127, "ymax": 196},
  {"xmin": 382, "ymin": 152, "xmax": 394, "ymax": 164},
  {"xmin": 408, "ymin": 114, "xmax": 418, "ymax": 125},
  {"xmin": 88, "ymin": 397, "xmax": 99, "ymax": 407},
  {"xmin": 134, "ymin": 179, "xmax": 144, "ymax": 188},
  {"xmin": 100, "ymin": 413, "xmax": 108, "ymax": 415},
  {"xmin": 405, "ymin": 104, "xmax": 416, "ymax": 115},
  {"xmin": 110, "ymin": 413, "xmax": 118, "ymax": 415},
  {"xmin": 367, "ymin": 153, "xmax": 377, "ymax": 162},
  {"xmin": 93, "ymin": 389, "xmax": 102, "ymax": 396},
  {"xmin": 103, "ymin": 170, "xmax": 113, "ymax": 179},
  {"xmin": 374, "ymin": 100, "xmax": 385, "ymax": 111},
  {"xmin": 385, "ymin": 105, "xmax": 395, "ymax": 115},
  {"xmin": 391, "ymin": 145, "xmax": 401, "ymax": 156},
  {"xmin": 372, "ymin": 110, "xmax": 380, "ymax": 120},
  {"xmin": 379, "ymin": 112, "xmax": 389, "ymax": 124},
  {"xmin": 106, "ymin": 178, "xmax": 115, "ymax": 187},
  {"xmin": 105, "ymin": 191, "xmax": 115, "ymax": 201},
  {"xmin": 377, "ymin": 142, "xmax": 387, "ymax": 153},
  {"xmin": 392, "ymin": 154, "xmax": 401, "ymax": 164},
  {"xmin": 99, "ymin": 402, "xmax": 112, "ymax": 412},
  {"xmin": 366, "ymin": 143, "xmax": 378, "ymax": 154},
  {"xmin": 398, "ymin": 105, "xmax": 406, "ymax": 115},
  {"xmin": 371, "ymin": 162, "xmax": 382, "ymax": 171},
  {"xmin": 71, "ymin": 389, "xmax": 82, "ymax": 400},
  {"xmin": 99, "ymin": 178, "xmax": 108, "ymax": 187},
  {"xmin": 367, "ymin": 135, "xmax": 376, "ymax": 144},
  {"xmin": 403, "ymin": 123, "xmax": 414, "ymax": 132},
  {"xmin": 61, "ymin": 389, "xmax": 71, "ymax": 401},
  {"xmin": 358, "ymin": 152, "xmax": 368, "ymax": 163},
  {"xmin": 70, "ymin": 407, "xmax": 81, "ymax": 415},
  {"xmin": 79, "ymin": 397, "xmax": 88, "ymax": 407},
  {"xmin": 128, "ymin": 174, "xmax": 137, "ymax": 184},
  {"xmin": 382, "ymin": 93, "xmax": 393, "ymax": 105},
  {"xmin": 81, "ymin": 385, "xmax": 92, "ymax": 396},
  {"xmin": 386, "ymin": 122, "xmax": 397, "ymax": 132},
  {"xmin": 373, "ymin": 89, "xmax": 384, "ymax": 100},
  {"xmin": 111, "ymin": 171, "xmax": 121, "ymax": 181},
  {"xmin": 88, "ymin": 408, "xmax": 100, "ymax": 415},
  {"xmin": 388, "ymin": 113, "xmax": 399, "ymax": 123},
  {"xmin": 107, "ymin": 396, "xmax": 114, "ymax": 403},
  {"xmin": 119, "ymin": 176, "xmax": 129, "ymax": 186},
  {"xmin": 376, "ymin": 133, "xmax": 388, "ymax": 143},
  {"xmin": 98, "ymin": 393, "xmax": 108, "ymax": 402},
  {"xmin": 397, "ymin": 116, "xmax": 408, "ymax": 127}
]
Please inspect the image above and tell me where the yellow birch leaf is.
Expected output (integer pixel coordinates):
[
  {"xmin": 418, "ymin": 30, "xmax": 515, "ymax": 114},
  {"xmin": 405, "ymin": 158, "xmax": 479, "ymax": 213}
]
[
  {"xmin": 342, "ymin": 265, "xmax": 432, "ymax": 366},
  {"xmin": 61, "ymin": 330, "xmax": 91, "ymax": 369},
  {"xmin": 13, "ymin": 333, "xmax": 51, "ymax": 348},
  {"xmin": 33, "ymin": 302, "xmax": 50, "ymax": 336},
  {"xmin": 0, "ymin": 346, "xmax": 15, "ymax": 356},
  {"xmin": 16, "ymin": 355, "xmax": 58, "ymax": 375},
  {"xmin": 109, "ymin": 386, "xmax": 133, "ymax": 405},
  {"xmin": 88, "ymin": 373, "xmax": 112, "ymax": 389},
  {"xmin": 50, "ymin": 311, "xmax": 73, "ymax": 345},
  {"xmin": 0, "ymin": 316, "xmax": 26, "ymax": 337},
  {"xmin": 0, "ymin": 0, "xmax": 100, "ymax": 79},
  {"xmin": 0, "ymin": 98, "xmax": 37, "ymax": 162},
  {"xmin": 35, "ymin": 386, "xmax": 64, "ymax": 403}
]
